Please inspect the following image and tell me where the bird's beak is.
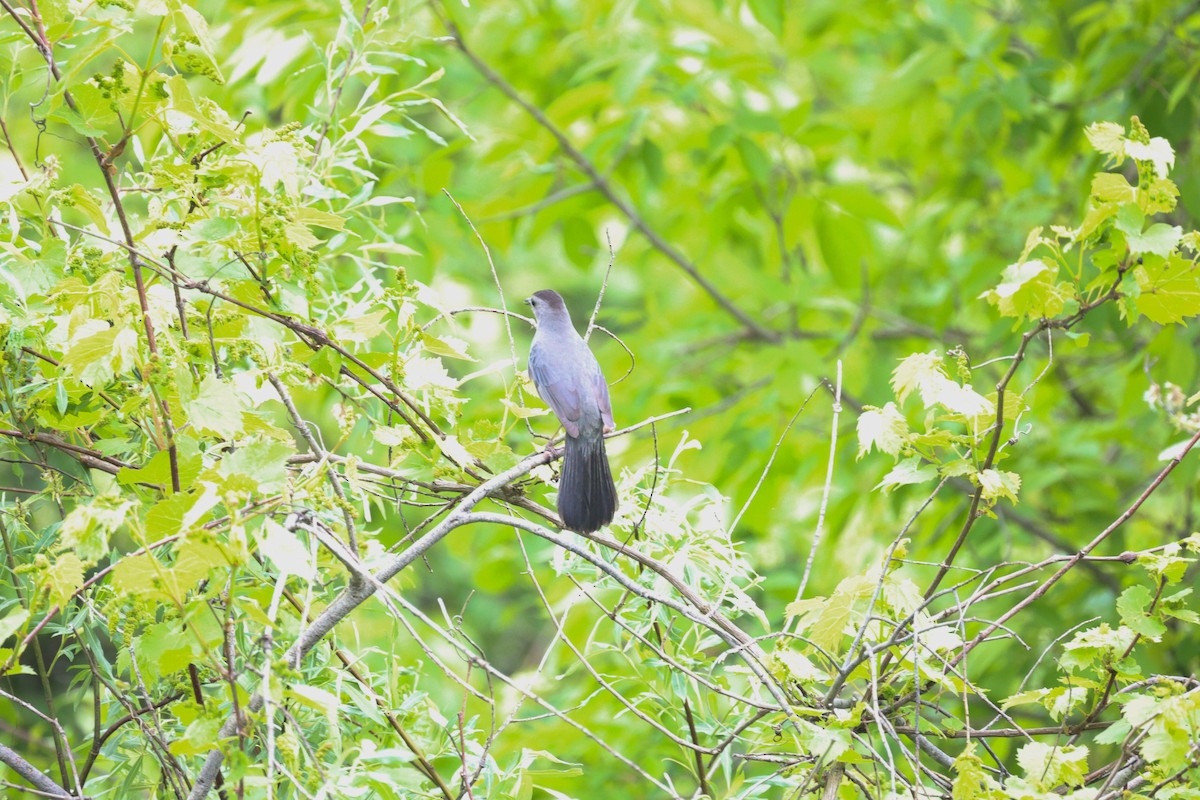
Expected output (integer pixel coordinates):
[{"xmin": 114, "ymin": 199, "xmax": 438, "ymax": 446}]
[{"xmin": 523, "ymin": 297, "xmax": 533, "ymax": 306}]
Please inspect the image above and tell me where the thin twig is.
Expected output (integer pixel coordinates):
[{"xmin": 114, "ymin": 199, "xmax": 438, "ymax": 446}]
[{"xmin": 798, "ymin": 362, "xmax": 842, "ymax": 599}]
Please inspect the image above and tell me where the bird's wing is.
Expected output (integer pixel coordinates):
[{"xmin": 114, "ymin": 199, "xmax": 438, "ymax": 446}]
[
  {"xmin": 529, "ymin": 344, "xmax": 583, "ymax": 438},
  {"xmin": 593, "ymin": 367, "xmax": 614, "ymax": 432}
]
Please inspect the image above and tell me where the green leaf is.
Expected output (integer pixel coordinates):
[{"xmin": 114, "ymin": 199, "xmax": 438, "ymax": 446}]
[
  {"xmin": 1016, "ymin": 742, "xmax": 1088, "ymax": 789},
  {"xmin": 736, "ymin": 136, "xmax": 772, "ymax": 184},
  {"xmin": 292, "ymin": 207, "xmax": 344, "ymax": 231},
  {"xmin": 112, "ymin": 537, "xmax": 228, "ymax": 602},
  {"xmin": 1060, "ymin": 623, "xmax": 1136, "ymax": 672},
  {"xmin": 875, "ymin": 457, "xmax": 938, "ymax": 492},
  {"xmin": 288, "ymin": 683, "xmax": 340, "ymax": 721},
  {"xmin": 1085, "ymin": 122, "xmax": 1126, "ymax": 158},
  {"xmin": 1116, "ymin": 585, "xmax": 1167, "ymax": 641},
  {"xmin": 561, "ymin": 216, "xmax": 598, "ymax": 270},
  {"xmin": 217, "ymin": 438, "xmax": 296, "ymax": 491},
  {"xmin": 167, "ymin": 5, "xmax": 226, "ymax": 84},
  {"xmin": 190, "ymin": 217, "xmax": 239, "ymax": 241},
  {"xmin": 421, "ymin": 332, "xmax": 474, "ymax": 360},
  {"xmin": 891, "ymin": 351, "xmax": 945, "ymax": 404},
  {"xmin": 59, "ymin": 494, "xmax": 132, "ymax": 563},
  {"xmin": 166, "ymin": 75, "xmax": 237, "ymax": 139},
  {"xmin": 1001, "ymin": 688, "xmax": 1050, "ymax": 711},
  {"xmin": 145, "ymin": 488, "xmax": 219, "ymax": 538},
  {"xmin": 45, "ymin": 554, "xmax": 84, "ymax": 607},
  {"xmin": 308, "ymin": 347, "xmax": 343, "ymax": 380},
  {"xmin": 981, "ymin": 259, "xmax": 1071, "ymax": 320},
  {"xmin": 374, "ymin": 425, "xmax": 418, "ymax": 448},
  {"xmin": 500, "ymin": 399, "xmax": 550, "ymax": 420},
  {"xmin": 1136, "ymin": 545, "xmax": 1193, "ymax": 583},
  {"xmin": 1094, "ymin": 718, "xmax": 1131, "ymax": 745},
  {"xmin": 952, "ymin": 742, "xmax": 1000, "ymax": 800},
  {"xmin": 169, "ymin": 717, "xmax": 222, "ymax": 756},
  {"xmin": 1114, "ymin": 203, "xmax": 1144, "ymax": 236},
  {"xmin": 0, "ymin": 607, "xmax": 29, "ymax": 645},
  {"xmin": 1090, "ymin": 172, "xmax": 1135, "ymax": 204},
  {"xmin": 52, "ymin": 105, "xmax": 108, "ymax": 138},
  {"xmin": 1127, "ymin": 223, "xmax": 1182, "ymax": 257},
  {"xmin": 60, "ymin": 325, "xmax": 139, "ymax": 388},
  {"xmin": 140, "ymin": 624, "xmax": 196, "ymax": 677},
  {"xmin": 808, "ymin": 574, "xmax": 874, "ymax": 653},
  {"xmin": 185, "ymin": 374, "xmax": 246, "ymax": 439},
  {"xmin": 118, "ymin": 439, "xmax": 204, "ymax": 490},
  {"xmin": 977, "ymin": 469, "xmax": 1020, "ymax": 505},
  {"xmin": 1133, "ymin": 256, "xmax": 1200, "ymax": 324}
]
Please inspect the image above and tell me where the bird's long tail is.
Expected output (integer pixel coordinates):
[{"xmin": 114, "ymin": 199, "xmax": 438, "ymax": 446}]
[{"xmin": 558, "ymin": 433, "xmax": 617, "ymax": 533}]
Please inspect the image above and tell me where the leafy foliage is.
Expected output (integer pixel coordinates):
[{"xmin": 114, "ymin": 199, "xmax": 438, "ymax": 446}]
[{"xmin": 2, "ymin": 1, "xmax": 1200, "ymax": 799}]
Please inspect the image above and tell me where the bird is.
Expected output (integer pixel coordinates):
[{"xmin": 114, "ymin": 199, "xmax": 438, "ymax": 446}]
[{"xmin": 525, "ymin": 289, "xmax": 618, "ymax": 533}]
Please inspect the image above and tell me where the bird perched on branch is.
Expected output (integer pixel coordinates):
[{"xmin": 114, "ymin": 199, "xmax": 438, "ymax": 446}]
[{"xmin": 525, "ymin": 289, "xmax": 618, "ymax": 533}]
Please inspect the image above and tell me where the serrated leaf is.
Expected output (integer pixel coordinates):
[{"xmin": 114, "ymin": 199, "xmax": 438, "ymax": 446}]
[
  {"xmin": 891, "ymin": 351, "xmax": 945, "ymax": 404},
  {"xmin": 1127, "ymin": 223, "xmax": 1182, "ymax": 258},
  {"xmin": 1115, "ymin": 203, "xmax": 1145, "ymax": 236},
  {"xmin": 185, "ymin": 374, "xmax": 245, "ymax": 439},
  {"xmin": 857, "ymin": 402, "xmax": 908, "ymax": 458},
  {"xmin": 45, "ymin": 554, "xmax": 84, "ymax": 607},
  {"xmin": 1001, "ymin": 688, "xmax": 1050, "ymax": 710},
  {"xmin": 1085, "ymin": 122, "xmax": 1125, "ymax": 158},
  {"xmin": 421, "ymin": 332, "xmax": 474, "ymax": 360},
  {"xmin": 1016, "ymin": 742, "xmax": 1088, "ymax": 790},
  {"xmin": 977, "ymin": 469, "xmax": 1020, "ymax": 504},
  {"xmin": 809, "ymin": 574, "xmax": 874, "ymax": 653},
  {"xmin": 1116, "ymin": 585, "xmax": 1167, "ymax": 640},
  {"xmin": 53, "ymin": 106, "xmax": 108, "ymax": 138},
  {"xmin": 374, "ymin": 424, "xmax": 418, "ymax": 448},
  {"xmin": 952, "ymin": 742, "xmax": 1000, "ymax": 800},
  {"xmin": 1133, "ymin": 256, "xmax": 1200, "ymax": 324},
  {"xmin": 1090, "ymin": 173, "xmax": 1135, "ymax": 204},
  {"xmin": 60, "ymin": 325, "xmax": 139, "ymax": 388},
  {"xmin": 218, "ymin": 438, "xmax": 296, "ymax": 491},
  {"xmin": 875, "ymin": 457, "xmax": 938, "ymax": 492},
  {"xmin": 981, "ymin": 258, "xmax": 1070, "ymax": 320},
  {"xmin": 145, "ymin": 488, "xmax": 219, "ymax": 538}
]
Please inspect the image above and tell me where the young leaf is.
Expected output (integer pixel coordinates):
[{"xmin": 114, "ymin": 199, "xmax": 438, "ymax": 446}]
[
  {"xmin": 977, "ymin": 469, "xmax": 1021, "ymax": 505},
  {"xmin": 1132, "ymin": 256, "xmax": 1200, "ymax": 324},
  {"xmin": 875, "ymin": 457, "xmax": 938, "ymax": 491},
  {"xmin": 856, "ymin": 402, "xmax": 908, "ymax": 458},
  {"xmin": 1116, "ymin": 585, "xmax": 1167, "ymax": 641},
  {"xmin": 185, "ymin": 374, "xmax": 246, "ymax": 439}
]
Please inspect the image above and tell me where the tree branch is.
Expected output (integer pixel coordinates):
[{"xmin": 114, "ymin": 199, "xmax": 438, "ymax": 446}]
[
  {"xmin": 426, "ymin": 0, "xmax": 779, "ymax": 343},
  {"xmin": 0, "ymin": 742, "xmax": 72, "ymax": 799}
]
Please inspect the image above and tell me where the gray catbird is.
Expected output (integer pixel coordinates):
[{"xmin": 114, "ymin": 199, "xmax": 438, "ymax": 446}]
[{"xmin": 525, "ymin": 289, "xmax": 618, "ymax": 533}]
